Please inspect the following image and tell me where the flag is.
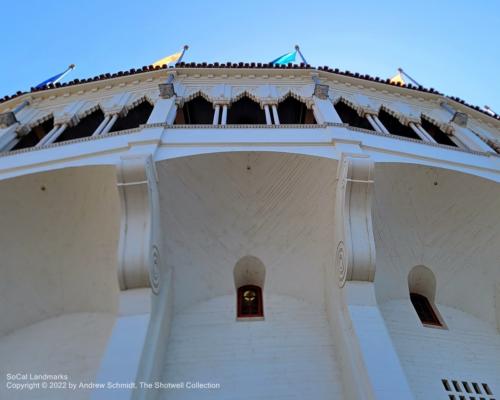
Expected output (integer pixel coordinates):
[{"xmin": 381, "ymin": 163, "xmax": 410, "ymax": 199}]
[
  {"xmin": 389, "ymin": 71, "xmax": 406, "ymax": 85},
  {"xmin": 270, "ymin": 51, "xmax": 297, "ymax": 65},
  {"xmin": 35, "ymin": 64, "xmax": 75, "ymax": 89},
  {"xmin": 152, "ymin": 51, "xmax": 183, "ymax": 67}
]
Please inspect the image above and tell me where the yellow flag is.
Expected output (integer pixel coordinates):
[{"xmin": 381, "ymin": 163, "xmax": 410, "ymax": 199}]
[
  {"xmin": 389, "ymin": 72, "xmax": 405, "ymax": 85},
  {"xmin": 152, "ymin": 51, "xmax": 183, "ymax": 67}
]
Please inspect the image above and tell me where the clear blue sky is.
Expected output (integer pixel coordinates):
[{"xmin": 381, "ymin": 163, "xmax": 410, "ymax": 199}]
[{"xmin": 1, "ymin": 0, "xmax": 499, "ymax": 112}]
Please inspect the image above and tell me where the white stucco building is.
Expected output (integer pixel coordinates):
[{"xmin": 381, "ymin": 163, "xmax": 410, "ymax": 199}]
[{"xmin": 0, "ymin": 61, "xmax": 499, "ymax": 400}]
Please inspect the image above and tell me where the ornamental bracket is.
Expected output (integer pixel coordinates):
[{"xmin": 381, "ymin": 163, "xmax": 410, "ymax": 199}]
[{"xmin": 334, "ymin": 154, "xmax": 376, "ymax": 287}]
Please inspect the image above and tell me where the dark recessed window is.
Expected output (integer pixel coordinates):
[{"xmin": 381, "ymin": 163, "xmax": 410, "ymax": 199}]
[
  {"xmin": 109, "ymin": 101, "xmax": 153, "ymax": 133},
  {"xmin": 175, "ymin": 96, "xmax": 214, "ymax": 124},
  {"xmin": 237, "ymin": 285, "xmax": 263, "ymax": 318},
  {"xmin": 277, "ymin": 96, "xmax": 316, "ymax": 124},
  {"xmin": 410, "ymin": 293, "xmax": 441, "ymax": 326},
  {"xmin": 334, "ymin": 100, "xmax": 373, "ymax": 131},
  {"xmin": 420, "ymin": 118, "xmax": 458, "ymax": 147},
  {"xmin": 227, "ymin": 96, "xmax": 266, "ymax": 124}
]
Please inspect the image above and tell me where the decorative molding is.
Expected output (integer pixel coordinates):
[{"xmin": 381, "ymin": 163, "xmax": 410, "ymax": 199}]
[
  {"xmin": 334, "ymin": 154, "xmax": 376, "ymax": 287},
  {"xmin": 116, "ymin": 155, "xmax": 164, "ymax": 294}
]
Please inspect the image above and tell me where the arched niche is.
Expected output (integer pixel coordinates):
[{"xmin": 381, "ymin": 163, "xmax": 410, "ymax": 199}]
[
  {"xmin": 233, "ymin": 255, "xmax": 266, "ymax": 290},
  {"xmin": 175, "ymin": 95, "xmax": 214, "ymax": 124},
  {"xmin": 408, "ymin": 265, "xmax": 436, "ymax": 303}
]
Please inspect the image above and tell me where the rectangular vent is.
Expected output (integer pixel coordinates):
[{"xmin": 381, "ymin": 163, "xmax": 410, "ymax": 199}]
[{"xmin": 442, "ymin": 379, "xmax": 495, "ymax": 400}]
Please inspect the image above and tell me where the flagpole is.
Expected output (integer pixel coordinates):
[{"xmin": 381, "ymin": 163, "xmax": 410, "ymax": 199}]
[
  {"xmin": 53, "ymin": 64, "xmax": 76, "ymax": 85},
  {"xmin": 165, "ymin": 45, "xmax": 189, "ymax": 84},
  {"xmin": 398, "ymin": 67, "xmax": 421, "ymax": 87},
  {"xmin": 295, "ymin": 45, "xmax": 308, "ymax": 65},
  {"xmin": 175, "ymin": 45, "xmax": 189, "ymax": 66}
]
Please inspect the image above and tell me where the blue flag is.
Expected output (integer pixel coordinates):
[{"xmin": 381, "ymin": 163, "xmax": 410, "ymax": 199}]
[
  {"xmin": 270, "ymin": 51, "xmax": 297, "ymax": 65},
  {"xmin": 35, "ymin": 64, "xmax": 75, "ymax": 88}
]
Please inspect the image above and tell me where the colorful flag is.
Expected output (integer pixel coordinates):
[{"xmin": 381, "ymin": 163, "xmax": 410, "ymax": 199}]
[
  {"xmin": 389, "ymin": 71, "xmax": 406, "ymax": 85},
  {"xmin": 270, "ymin": 51, "xmax": 297, "ymax": 65},
  {"xmin": 152, "ymin": 51, "xmax": 183, "ymax": 67},
  {"xmin": 35, "ymin": 64, "xmax": 75, "ymax": 88}
]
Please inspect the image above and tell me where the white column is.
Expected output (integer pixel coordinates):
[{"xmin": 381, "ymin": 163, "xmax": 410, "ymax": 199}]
[
  {"xmin": 264, "ymin": 105, "xmax": 272, "ymax": 125},
  {"xmin": 372, "ymin": 115, "xmax": 390, "ymax": 135},
  {"xmin": 213, "ymin": 105, "xmax": 220, "ymax": 125},
  {"xmin": 221, "ymin": 105, "xmax": 227, "ymax": 125},
  {"xmin": 409, "ymin": 122, "xmax": 435, "ymax": 142},
  {"xmin": 366, "ymin": 114, "xmax": 382, "ymax": 133},
  {"xmin": 35, "ymin": 125, "xmax": 61, "ymax": 147},
  {"xmin": 92, "ymin": 115, "xmax": 111, "ymax": 137},
  {"xmin": 43, "ymin": 123, "xmax": 68, "ymax": 146},
  {"xmin": 0, "ymin": 124, "xmax": 20, "ymax": 152},
  {"xmin": 271, "ymin": 105, "xmax": 280, "ymax": 125},
  {"xmin": 100, "ymin": 114, "xmax": 118, "ymax": 135}
]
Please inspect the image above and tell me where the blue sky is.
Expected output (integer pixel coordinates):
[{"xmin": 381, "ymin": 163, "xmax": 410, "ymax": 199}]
[{"xmin": 1, "ymin": 0, "xmax": 499, "ymax": 112}]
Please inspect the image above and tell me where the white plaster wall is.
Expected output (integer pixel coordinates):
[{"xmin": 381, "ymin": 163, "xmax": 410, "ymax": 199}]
[
  {"xmin": 156, "ymin": 152, "xmax": 343, "ymax": 399},
  {"xmin": 0, "ymin": 166, "xmax": 121, "ymax": 335},
  {"xmin": 380, "ymin": 300, "xmax": 500, "ymax": 399},
  {"xmin": 373, "ymin": 164, "xmax": 500, "ymax": 326},
  {"xmin": 157, "ymin": 152, "xmax": 337, "ymax": 312},
  {"xmin": 0, "ymin": 312, "xmax": 116, "ymax": 400},
  {"xmin": 161, "ymin": 294, "xmax": 343, "ymax": 400},
  {"xmin": 0, "ymin": 166, "xmax": 121, "ymax": 400},
  {"xmin": 372, "ymin": 164, "xmax": 500, "ymax": 397}
]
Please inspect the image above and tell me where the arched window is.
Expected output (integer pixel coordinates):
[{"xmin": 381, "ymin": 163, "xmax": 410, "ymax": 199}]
[
  {"xmin": 277, "ymin": 96, "xmax": 316, "ymax": 124},
  {"xmin": 12, "ymin": 116, "xmax": 54, "ymax": 150},
  {"xmin": 174, "ymin": 95, "xmax": 214, "ymax": 124},
  {"xmin": 227, "ymin": 96, "xmax": 266, "ymax": 124},
  {"xmin": 234, "ymin": 255, "xmax": 265, "ymax": 320},
  {"xmin": 378, "ymin": 108, "xmax": 421, "ymax": 140},
  {"xmin": 420, "ymin": 117, "xmax": 459, "ymax": 147},
  {"xmin": 408, "ymin": 265, "xmax": 445, "ymax": 328},
  {"xmin": 334, "ymin": 100, "xmax": 374, "ymax": 131},
  {"xmin": 55, "ymin": 108, "xmax": 105, "ymax": 142},
  {"xmin": 109, "ymin": 100, "xmax": 153, "ymax": 133},
  {"xmin": 237, "ymin": 285, "xmax": 263, "ymax": 318}
]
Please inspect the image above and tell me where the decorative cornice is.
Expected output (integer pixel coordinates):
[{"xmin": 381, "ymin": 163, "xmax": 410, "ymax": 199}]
[{"xmin": 2, "ymin": 63, "xmax": 498, "ymax": 126}]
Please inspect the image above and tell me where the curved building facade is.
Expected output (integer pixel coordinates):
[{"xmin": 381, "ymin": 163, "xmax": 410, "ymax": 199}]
[{"xmin": 0, "ymin": 63, "xmax": 499, "ymax": 400}]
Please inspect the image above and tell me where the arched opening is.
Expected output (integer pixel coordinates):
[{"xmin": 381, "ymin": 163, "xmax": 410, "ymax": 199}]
[
  {"xmin": 378, "ymin": 108, "xmax": 421, "ymax": 140},
  {"xmin": 334, "ymin": 100, "xmax": 373, "ymax": 130},
  {"xmin": 227, "ymin": 96, "xmax": 266, "ymax": 124},
  {"xmin": 12, "ymin": 116, "xmax": 54, "ymax": 150},
  {"xmin": 408, "ymin": 265, "xmax": 444, "ymax": 327},
  {"xmin": 277, "ymin": 96, "xmax": 316, "ymax": 124},
  {"xmin": 109, "ymin": 100, "xmax": 154, "ymax": 133},
  {"xmin": 233, "ymin": 255, "xmax": 266, "ymax": 319},
  {"xmin": 174, "ymin": 95, "xmax": 214, "ymax": 124},
  {"xmin": 420, "ymin": 117, "xmax": 458, "ymax": 147},
  {"xmin": 55, "ymin": 108, "xmax": 105, "ymax": 142}
]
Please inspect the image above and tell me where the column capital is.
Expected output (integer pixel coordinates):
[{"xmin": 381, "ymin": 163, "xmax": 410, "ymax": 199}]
[
  {"xmin": 0, "ymin": 112, "xmax": 18, "ymax": 128},
  {"xmin": 313, "ymin": 83, "xmax": 329, "ymax": 100},
  {"xmin": 158, "ymin": 83, "xmax": 175, "ymax": 99}
]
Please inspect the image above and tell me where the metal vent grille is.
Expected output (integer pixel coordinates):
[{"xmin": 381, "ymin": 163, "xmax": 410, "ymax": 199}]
[{"xmin": 442, "ymin": 379, "xmax": 495, "ymax": 400}]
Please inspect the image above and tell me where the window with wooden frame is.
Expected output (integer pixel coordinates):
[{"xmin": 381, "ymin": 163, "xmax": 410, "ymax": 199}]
[
  {"xmin": 237, "ymin": 285, "xmax": 263, "ymax": 318},
  {"xmin": 410, "ymin": 292, "xmax": 442, "ymax": 327}
]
